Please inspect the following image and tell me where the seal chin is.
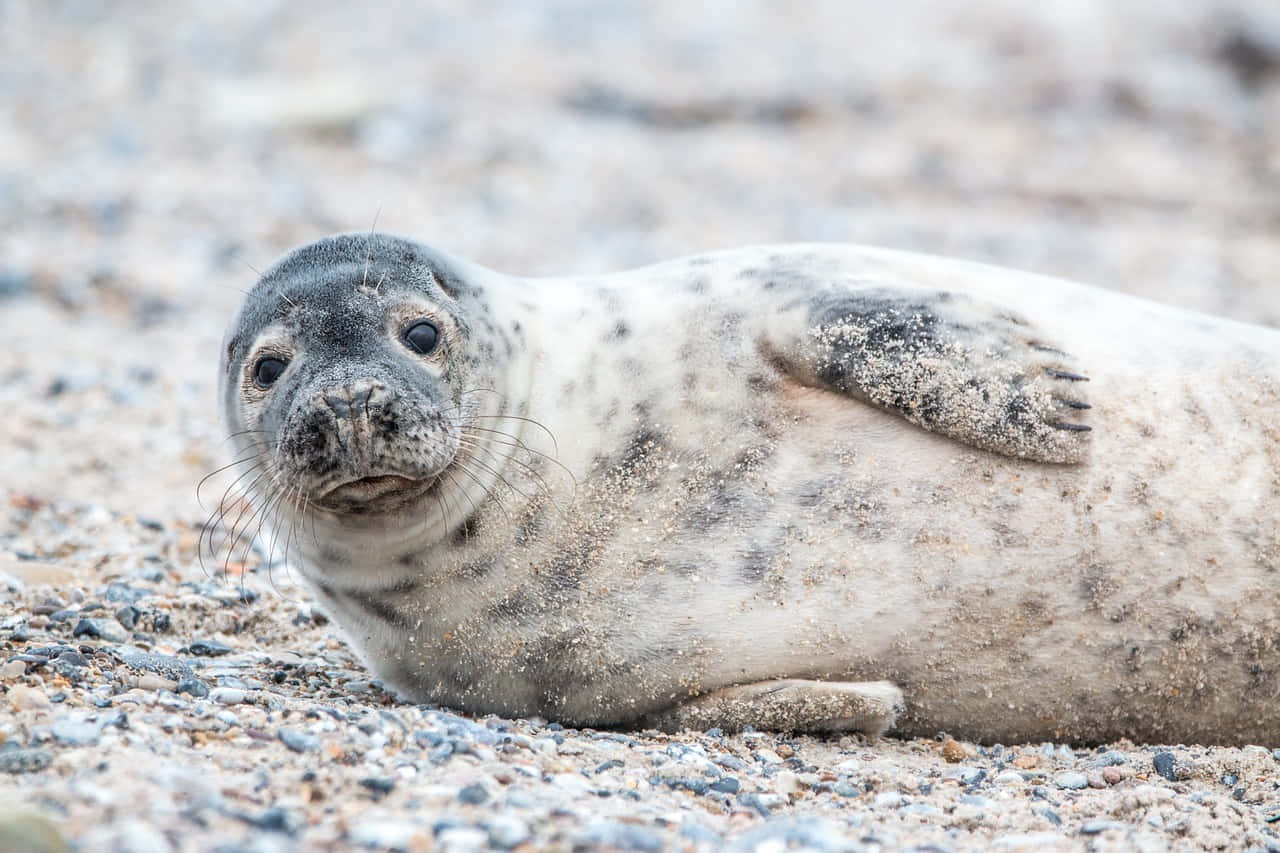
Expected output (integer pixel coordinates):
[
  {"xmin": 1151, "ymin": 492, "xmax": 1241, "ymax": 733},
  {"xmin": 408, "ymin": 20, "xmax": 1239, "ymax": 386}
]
[{"xmin": 313, "ymin": 473, "xmax": 439, "ymax": 515}]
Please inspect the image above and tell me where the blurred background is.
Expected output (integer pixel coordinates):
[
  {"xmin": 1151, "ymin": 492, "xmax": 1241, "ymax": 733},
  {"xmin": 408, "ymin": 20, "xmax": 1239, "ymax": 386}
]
[{"xmin": 0, "ymin": 0, "xmax": 1278, "ymax": 519}]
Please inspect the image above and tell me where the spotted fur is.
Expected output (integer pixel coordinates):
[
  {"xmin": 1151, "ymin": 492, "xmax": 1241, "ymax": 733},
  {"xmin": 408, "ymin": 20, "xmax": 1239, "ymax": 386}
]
[{"xmin": 221, "ymin": 234, "xmax": 1280, "ymax": 745}]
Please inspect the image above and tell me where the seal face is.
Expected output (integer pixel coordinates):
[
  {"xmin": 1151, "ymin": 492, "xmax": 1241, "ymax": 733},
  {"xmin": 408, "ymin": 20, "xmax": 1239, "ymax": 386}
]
[{"xmin": 219, "ymin": 233, "xmax": 1280, "ymax": 746}]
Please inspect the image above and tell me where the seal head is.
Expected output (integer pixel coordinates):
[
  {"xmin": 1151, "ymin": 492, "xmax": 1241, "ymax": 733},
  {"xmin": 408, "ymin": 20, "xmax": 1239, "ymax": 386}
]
[{"xmin": 220, "ymin": 233, "xmax": 492, "ymax": 523}]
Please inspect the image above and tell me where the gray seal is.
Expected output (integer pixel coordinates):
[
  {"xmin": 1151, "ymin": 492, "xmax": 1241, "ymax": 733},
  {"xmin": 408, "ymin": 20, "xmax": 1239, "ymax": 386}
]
[{"xmin": 218, "ymin": 232, "xmax": 1280, "ymax": 745}]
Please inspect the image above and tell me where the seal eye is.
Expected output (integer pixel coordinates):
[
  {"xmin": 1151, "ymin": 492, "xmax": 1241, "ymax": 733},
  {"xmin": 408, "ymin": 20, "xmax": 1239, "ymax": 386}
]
[
  {"xmin": 402, "ymin": 321, "xmax": 440, "ymax": 355},
  {"xmin": 253, "ymin": 356, "xmax": 288, "ymax": 388}
]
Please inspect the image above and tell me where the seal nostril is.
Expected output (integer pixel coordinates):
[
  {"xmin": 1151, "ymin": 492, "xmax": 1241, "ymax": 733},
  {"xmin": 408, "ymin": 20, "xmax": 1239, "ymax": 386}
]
[{"xmin": 323, "ymin": 393, "xmax": 352, "ymax": 418}]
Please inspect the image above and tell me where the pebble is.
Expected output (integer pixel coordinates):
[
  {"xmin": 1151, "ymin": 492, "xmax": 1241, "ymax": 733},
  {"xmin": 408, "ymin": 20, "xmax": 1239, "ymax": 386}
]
[
  {"xmin": 50, "ymin": 718, "xmax": 101, "ymax": 747},
  {"xmin": 0, "ymin": 748, "xmax": 54, "ymax": 774},
  {"xmin": 0, "ymin": 809, "xmax": 69, "ymax": 853},
  {"xmin": 1080, "ymin": 819, "xmax": 1127, "ymax": 835},
  {"xmin": 135, "ymin": 674, "xmax": 178, "ymax": 692},
  {"xmin": 1052, "ymin": 772, "xmax": 1088, "ymax": 790},
  {"xmin": 72, "ymin": 617, "xmax": 126, "ymax": 643},
  {"xmin": 577, "ymin": 820, "xmax": 665, "ymax": 852},
  {"xmin": 278, "ymin": 727, "xmax": 320, "ymax": 753},
  {"xmin": 486, "ymin": 815, "xmax": 530, "ymax": 848},
  {"xmin": 187, "ymin": 639, "xmax": 233, "ymax": 656},
  {"xmin": 348, "ymin": 819, "xmax": 425, "ymax": 849},
  {"xmin": 209, "ymin": 687, "xmax": 247, "ymax": 705},
  {"xmin": 994, "ymin": 770, "xmax": 1024, "ymax": 785},
  {"xmin": 873, "ymin": 791, "xmax": 905, "ymax": 808},
  {"xmin": 7, "ymin": 684, "xmax": 52, "ymax": 710},
  {"xmin": 458, "ymin": 783, "xmax": 490, "ymax": 805},
  {"xmin": 1152, "ymin": 751, "xmax": 1190, "ymax": 782},
  {"xmin": 1, "ymin": 660, "xmax": 26, "ymax": 679},
  {"xmin": 709, "ymin": 776, "xmax": 740, "ymax": 794},
  {"xmin": 176, "ymin": 678, "xmax": 210, "ymax": 698}
]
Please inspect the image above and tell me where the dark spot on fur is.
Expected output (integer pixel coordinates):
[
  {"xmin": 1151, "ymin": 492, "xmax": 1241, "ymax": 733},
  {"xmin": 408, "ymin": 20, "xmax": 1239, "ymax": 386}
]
[
  {"xmin": 610, "ymin": 321, "xmax": 630, "ymax": 340},
  {"xmin": 451, "ymin": 508, "xmax": 484, "ymax": 545},
  {"xmin": 1078, "ymin": 566, "xmax": 1119, "ymax": 610},
  {"xmin": 740, "ymin": 544, "xmax": 774, "ymax": 582},
  {"xmin": 341, "ymin": 588, "xmax": 412, "ymax": 630}
]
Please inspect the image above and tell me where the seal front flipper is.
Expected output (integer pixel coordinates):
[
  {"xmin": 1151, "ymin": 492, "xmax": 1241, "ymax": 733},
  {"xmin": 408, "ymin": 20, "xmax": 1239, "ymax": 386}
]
[
  {"xmin": 643, "ymin": 679, "xmax": 904, "ymax": 737},
  {"xmin": 765, "ymin": 286, "xmax": 1093, "ymax": 464}
]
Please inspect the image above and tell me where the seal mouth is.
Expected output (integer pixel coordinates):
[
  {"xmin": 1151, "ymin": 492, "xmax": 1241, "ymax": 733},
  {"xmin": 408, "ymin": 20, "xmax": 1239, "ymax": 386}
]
[{"xmin": 313, "ymin": 474, "xmax": 437, "ymax": 514}]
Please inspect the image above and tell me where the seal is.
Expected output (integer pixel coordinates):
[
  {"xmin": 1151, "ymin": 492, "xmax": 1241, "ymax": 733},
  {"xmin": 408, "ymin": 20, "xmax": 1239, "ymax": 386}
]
[{"xmin": 218, "ymin": 233, "xmax": 1280, "ymax": 745}]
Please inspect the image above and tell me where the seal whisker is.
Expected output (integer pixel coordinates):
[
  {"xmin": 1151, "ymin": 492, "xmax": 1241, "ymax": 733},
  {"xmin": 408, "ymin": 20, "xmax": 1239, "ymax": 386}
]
[
  {"xmin": 197, "ymin": 446, "xmax": 268, "ymax": 511},
  {"xmin": 460, "ymin": 425, "xmax": 579, "ymax": 490},
  {"xmin": 198, "ymin": 459, "xmax": 268, "ymax": 576},
  {"xmin": 457, "ymin": 435, "xmax": 570, "ymax": 521}
]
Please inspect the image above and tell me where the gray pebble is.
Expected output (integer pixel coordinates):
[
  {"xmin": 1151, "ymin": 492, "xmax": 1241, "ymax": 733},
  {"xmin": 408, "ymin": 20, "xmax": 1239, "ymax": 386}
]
[
  {"xmin": 1092, "ymin": 750, "xmax": 1128, "ymax": 767},
  {"xmin": 1052, "ymin": 771, "xmax": 1088, "ymax": 790},
  {"xmin": 457, "ymin": 783, "xmax": 489, "ymax": 805},
  {"xmin": 873, "ymin": 791, "xmax": 905, "ymax": 808},
  {"xmin": 209, "ymin": 687, "xmax": 246, "ymax": 705},
  {"xmin": 187, "ymin": 639, "xmax": 233, "ymax": 657},
  {"xmin": 959, "ymin": 767, "xmax": 986, "ymax": 786},
  {"xmin": 113, "ymin": 606, "xmax": 140, "ymax": 631},
  {"xmin": 709, "ymin": 776, "xmax": 739, "ymax": 794},
  {"xmin": 0, "ymin": 747, "xmax": 53, "ymax": 774},
  {"xmin": 1080, "ymin": 819, "xmax": 1126, "ymax": 835},
  {"xmin": 102, "ymin": 583, "xmax": 149, "ymax": 604},
  {"xmin": 72, "ymin": 618, "xmax": 126, "ymax": 643},
  {"xmin": 277, "ymin": 727, "xmax": 319, "ymax": 753},
  {"xmin": 176, "ymin": 678, "xmax": 210, "ymax": 698},
  {"xmin": 1152, "ymin": 750, "xmax": 1190, "ymax": 781},
  {"xmin": 1034, "ymin": 807, "xmax": 1062, "ymax": 826},
  {"xmin": 51, "ymin": 718, "xmax": 101, "ymax": 747},
  {"xmin": 486, "ymin": 815, "xmax": 530, "ymax": 848},
  {"xmin": 576, "ymin": 820, "xmax": 664, "ymax": 852}
]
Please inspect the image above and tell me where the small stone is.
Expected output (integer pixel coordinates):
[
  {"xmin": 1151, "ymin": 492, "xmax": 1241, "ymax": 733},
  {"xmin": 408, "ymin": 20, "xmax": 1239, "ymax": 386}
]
[
  {"xmin": 1086, "ymin": 771, "xmax": 1107, "ymax": 789},
  {"xmin": 1080, "ymin": 819, "xmax": 1126, "ymax": 835},
  {"xmin": 487, "ymin": 815, "xmax": 530, "ymax": 848},
  {"xmin": 209, "ymin": 687, "xmax": 246, "ymax": 705},
  {"xmin": 754, "ymin": 748, "xmax": 782, "ymax": 764},
  {"xmin": 1092, "ymin": 751, "xmax": 1127, "ymax": 767},
  {"xmin": 577, "ymin": 820, "xmax": 664, "ymax": 852},
  {"xmin": 102, "ymin": 583, "xmax": 148, "ymax": 604},
  {"xmin": 1053, "ymin": 771, "xmax": 1088, "ymax": 790},
  {"xmin": 710, "ymin": 776, "xmax": 740, "ymax": 794},
  {"xmin": 50, "ymin": 718, "xmax": 100, "ymax": 747},
  {"xmin": 873, "ymin": 791, "xmax": 904, "ymax": 808},
  {"xmin": 1102, "ymin": 766, "xmax": 1123, "ymax": 785},
  {"xmin": 360, "ymin": 777, "xmax": 396, "ymax": 798},
  {"xmin": 114, "ymin": 606, "xmax": 140, "ymax": 631},
  {"xmin": 0, "ymin": 808, "xmax": 69, "ymax": 853},
  {"xmin": 1152, "ymin": 750, "xmax": 1192, "ymax": 781},
  {"xmin": 0, "ymin": 748, "xmax": 54, "ymax": 774},
  {"xmin": 176, "ymin": 678, "xmax": 210, "ymax": 698},
  {"xmin": 72, "ymin": 618, "xmax": 126, "ymax": 643},
  {"xmin": 349, "ymin": 819, "xmax": 425, "ymax": 849},
  {"xmin": 995, "ymin": 770, "xmax": 1024, "ymax": 785},
  {"xmin": 1033, "ymin": 807, "xmax": 1062, "ymax": 826},
  {"xmin": 959, "ymin": 767, "xmax": 986, "ymax": 786},
  {"xmin": 941, "ymin": 736, "xmax": 968, "ymax": 763},
  {"xmin": 278, "ymin": 727, "xmax": 320, "ymax": 753},
  {"xmin": 6, "ymin": 685, "xmax": 51, "ymax": 710},
  {"xmin": 135, "ymin": 674, "xmax": 177, "ymax": 692},
  {"xmin": 187, "ymin": 639, "xmax": 233, "ymax": 657},
  {"xmin": 775, "ymin": 770, "xmax": 804, "ymax": 796},
  {"xmin": 1, "ymin": 660, "xmax": 26, "ymax": 679}
]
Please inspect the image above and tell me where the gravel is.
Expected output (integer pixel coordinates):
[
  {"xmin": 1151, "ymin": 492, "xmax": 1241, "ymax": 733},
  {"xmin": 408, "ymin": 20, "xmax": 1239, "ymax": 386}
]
[{"xmin": 2, "ymin": 0, "xmax": 1280, "ymax": 850}]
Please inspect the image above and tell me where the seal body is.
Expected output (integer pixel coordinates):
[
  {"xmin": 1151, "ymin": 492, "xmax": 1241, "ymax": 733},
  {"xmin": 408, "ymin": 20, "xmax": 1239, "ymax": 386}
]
[{"xmin": 220, "ymin": 234, "xmax": 1280, "ymax": 745}]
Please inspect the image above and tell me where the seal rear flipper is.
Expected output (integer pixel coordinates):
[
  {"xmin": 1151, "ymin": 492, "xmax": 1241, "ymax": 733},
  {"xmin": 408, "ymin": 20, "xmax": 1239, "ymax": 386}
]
[
  {"xmin": 764, "ymin": 286, "xmax": 1093, "ymax": 464},
  {"xmin": 642, "ymin": 679, "xmax": 904, "ymax": 737}
]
